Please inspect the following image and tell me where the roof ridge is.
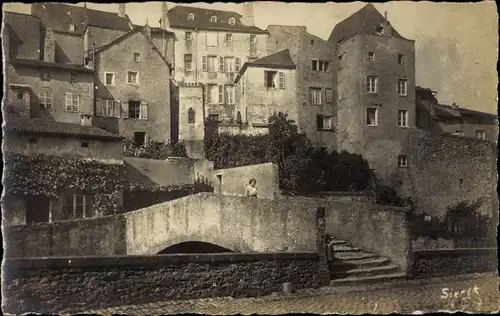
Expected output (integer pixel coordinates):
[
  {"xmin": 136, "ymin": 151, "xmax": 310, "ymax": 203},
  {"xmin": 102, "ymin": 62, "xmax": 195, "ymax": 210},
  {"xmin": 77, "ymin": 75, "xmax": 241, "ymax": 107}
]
[
  {"xmin": 171, "ymin": 4, "xmax": 242, "ymax": 16},
  {"xmin": 4, "ymin": 10, "xmax": 40, "ymax": 19}
]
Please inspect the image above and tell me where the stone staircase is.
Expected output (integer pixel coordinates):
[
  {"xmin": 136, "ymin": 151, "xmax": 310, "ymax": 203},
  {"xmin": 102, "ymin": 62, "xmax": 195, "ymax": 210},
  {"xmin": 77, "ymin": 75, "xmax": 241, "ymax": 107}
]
[{"xmin": 328, "ymin": 239, "xmax": 407, "ymax": 286}]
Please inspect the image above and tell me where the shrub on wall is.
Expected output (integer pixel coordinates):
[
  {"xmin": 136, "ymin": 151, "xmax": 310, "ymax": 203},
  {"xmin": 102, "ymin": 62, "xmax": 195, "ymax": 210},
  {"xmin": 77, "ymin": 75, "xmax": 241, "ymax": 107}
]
[
  {"xmin": 204, "ymin": 113, "xmax": 373, "ymax": 192},
  {"xmin": 124, "ymin": 139, "xmax": 188, "ymax": 159}
]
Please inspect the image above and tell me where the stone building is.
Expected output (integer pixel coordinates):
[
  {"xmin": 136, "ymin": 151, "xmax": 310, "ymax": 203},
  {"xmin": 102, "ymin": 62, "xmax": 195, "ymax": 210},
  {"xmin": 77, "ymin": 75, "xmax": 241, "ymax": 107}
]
[
  {"xmin": 162, "ymin": 3, "xmax": 269, "ymax": 121},
  {"xmin": 234, "ymin": 49, "xmax": 298, "ymax": 133},
  {"xmin": 86, "ymin": 26, "xmax": 173, "ymax": 144},
  {"xmin": 328, "ymin": 3, "xmax": 416, "ymax": 183},
  {"xmin": 416, "ymin": 86, "xmax": 498, "ymax": 142},
  {"xmin": 266, "ymin": 25, "xmax": 337, "ymax": 150}
]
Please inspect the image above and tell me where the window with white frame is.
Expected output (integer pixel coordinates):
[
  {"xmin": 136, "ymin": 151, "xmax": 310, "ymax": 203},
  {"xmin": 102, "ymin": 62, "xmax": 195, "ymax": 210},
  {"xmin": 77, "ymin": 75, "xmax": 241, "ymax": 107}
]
[
  {"xmin": 268, "ymin": 107, "xmax": 280, "ymax": 118},
  {"xmin": 241, "ymin": 76, "xmax": 245, "ymax": 94},
  {"xmin": 187, "ymin": 13, "xmax": 194, "ymax": 20},
  {"xmin": 325, "ymin": 89, "xmax": 333, "ymax": 103},
  {"xmin": 210, "ymin": 16, "xmax": 217, "ymax": 23},
  {"xmin": 206, "ymin": 84, "xmax": 217, "ymax": 104},
  {"xmin": 265, "ymin": 70, "xmax": 278, "ymax": 88},
  {"xmin": 312, "ymin": 60, "xmax": 330, "ymax": 72},
  {"xmin": 65, "ymin": 92, "xmax": 79, "ymax": 112},
  {"xmin": 218, "ymin": 84, "xmax": 224, "ymax": 104},
  {"xmin": 127, "ymin": 71, "xmax": 139, "ymax": 85},
  {"xmin": 366, "ymin": 107, "xmax": 378, "ymax": 126},
  {"xmin": 218, "ymin": 56, "xmax": 225, "ymax": 72},
  {"xmin": 38, "ymin": 91, "xmax": 52, "ymax": 109},
  {"xmin": 368, "ymin": 52, "xmax": 375, "ymax": 61},
  {"xmin": 398, "ymin": 155, "xmax": 408, "ymax": 168},
  {"xmin": 398, "ymin": 54, "xmax": 405, "ymax": 64},
  {"xmin": 317, "ymin": 115, "xmax": 333, "ymax": 130},
  {"xmin": 207, "ymin": 56, "xmax": 217, "ymax": 71},
  {"xmin": 229, "ymin": 17, "xmax": 236, "ymax": 25},
  {"xmin": 104, "ymin": 72, "xmax": 115, "ymax": 86},
  {"xmin": 367, "ymin": 76, "xmax": 378, "ymax": 94},
  {"xmin": 102, "ymin": 99, "xmax": 115, "ymax": 117},
  {"xmin": 398, "ymin": 110, "xmax": 409, "ymax": 127},
  {"xmin": 397, "ymin": 79, "xmax": 408, "ymax": 96},
  {"xmin": 224, "ymin": 57, "xmax": 235, "ymax": 72},
  {"xmin": 235, "ymin": 57, "xmax": 241, "ymax": 72},
  {"xmin": 128, "ymin": 100, "xmax": 148, "ymax": 120},
  {"xmin": 224, "ymin": 85, "xmax": 235, "ymax": 104},
  {"xmin": 69, "ymin": 23, "xmax": 75, "ymax": 32},
  {"xmin": 225, "ymin": 33, "xmax": 233, "ymax": 43},
  {"xmin": 184, "ymin": 54, "xmax": 193, "ymax": 71},
  {"xmin": 64, "ymin": 194, "xmax": 92, "ymax": 219},
  {"xmin": 207, "ymin": 32, "xmax": 218, "ymax": 46},
  {"xmin": 278, "ymin": 72, "xmax": 285, "ymax": 89},
  {"xmin": 134, "ymin": 52, "xmax": 141, "ymax": 62},
  {"xmin": 310, "ymin": 88, "xmax": 322, "ymax": 105},
  {"xmin": 185, "ymin": 32, "xmax": 192, "ymax": 41},
  {"xmin": 476, "ymin": 130, "xmax": 486, "ymax": 140}
]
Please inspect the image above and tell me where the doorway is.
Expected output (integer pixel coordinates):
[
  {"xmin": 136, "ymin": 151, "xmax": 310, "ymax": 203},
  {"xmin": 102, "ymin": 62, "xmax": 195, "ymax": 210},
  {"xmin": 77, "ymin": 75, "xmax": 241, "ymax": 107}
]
[{"xmin": 25, "ymin": 195, "xmax": 50, "ymax": 224}]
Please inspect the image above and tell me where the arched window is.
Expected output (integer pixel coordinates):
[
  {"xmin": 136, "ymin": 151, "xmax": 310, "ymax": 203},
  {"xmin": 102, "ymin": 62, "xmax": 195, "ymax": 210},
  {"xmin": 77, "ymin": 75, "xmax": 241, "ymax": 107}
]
[
  {"xmin": 236, "ymin": 111, "xmax": 242, "ymax": 124},
  {"xmin": 228, "ymin": 17, "xmax": 235, "ymax": 25},
  {"xmin": 188, "ymin": 107, "xmax": 195, "ymax": 123},
  {"xmin": 210, "ymin": 16, "xmax": 217, "ymax": 23},
  {"xmin": 187, "ymin": 13, "xmax": 194, "ymax": 21}
]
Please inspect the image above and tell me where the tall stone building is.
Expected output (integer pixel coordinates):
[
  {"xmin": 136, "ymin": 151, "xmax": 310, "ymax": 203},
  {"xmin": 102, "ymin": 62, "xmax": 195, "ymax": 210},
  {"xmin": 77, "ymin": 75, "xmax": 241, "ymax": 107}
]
[{"xmin": 328, "ymin": 3, "xmax": 416, "ymax": 183}]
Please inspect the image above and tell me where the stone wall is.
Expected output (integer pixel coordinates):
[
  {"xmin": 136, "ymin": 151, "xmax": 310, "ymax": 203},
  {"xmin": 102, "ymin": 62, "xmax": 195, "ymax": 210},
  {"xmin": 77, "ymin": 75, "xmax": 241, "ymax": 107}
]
[
  {"xmin": 213, "ymin": 163, "xmax": 281, "ymax": 200},
  {"xmin": 3, "ymin": 252, "xmax": 326, "ymax": 314},
  {"xmin": 407, "ymin": 131, "xmax": 498, "ymax": 218},
  {"xmin": 124, "ymin": 156, "xmax": 196, "ymax": 186},
  {"xmin": 411, "ymin": 248, "xmax": 498, "ymax": 278}
]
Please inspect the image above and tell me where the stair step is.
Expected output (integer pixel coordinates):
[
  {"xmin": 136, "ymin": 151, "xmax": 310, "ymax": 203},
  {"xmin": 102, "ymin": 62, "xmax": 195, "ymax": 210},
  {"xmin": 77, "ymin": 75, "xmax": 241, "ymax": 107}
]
[
  {"xmin": 334, "ymin": 252, "xmax": 379, "ymax": 261},
  {"xmin": 331, "ymin": 264, "xmax": 400, "ymax": 279},
  {"xmin": 329, "ymin": 239, "xmax": 348, "ymax": 246},
  {"xmin": 332, "ymin": 245, "xmax": 361, "ymax": 252},
  {"xmin": 330, "ymin": 272, "xmax": 408, "ymax": 286},
  {"xmin": 332, "ymin": 257, "xmax": 391, "ymax": 269}
]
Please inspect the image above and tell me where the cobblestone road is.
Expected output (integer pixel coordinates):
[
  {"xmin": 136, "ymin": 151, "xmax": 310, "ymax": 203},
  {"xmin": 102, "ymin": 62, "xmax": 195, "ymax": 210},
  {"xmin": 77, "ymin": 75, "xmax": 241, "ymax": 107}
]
[{"xmin": 85, "ymin": 274, "xmax": 499, "ymax": 315}]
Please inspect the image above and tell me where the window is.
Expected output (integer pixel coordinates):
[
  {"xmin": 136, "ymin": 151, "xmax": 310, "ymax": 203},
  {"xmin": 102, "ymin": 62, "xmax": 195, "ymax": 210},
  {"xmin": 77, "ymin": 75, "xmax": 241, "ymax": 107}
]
[
  {"xmin": 250, "ymin": 35, "xmax": 256, "ymax": 43},
  {"xmin": 207, "ymin": 56, "xmax": 217, "ymax": 71},
  {"xmin": 184, "ymin": 54, "xmax": 193, "ymax": 71},
  {"xmin": 218, "ymin": 56, "xmax": 225, "ymax": 72},
  {"xmin": 397, "ymin": 79, "xmax": 408, "ymax": 96},
  {"xmin": 476, "ymin": 130, "xmax": 486, "ymax": 140},
  {"xmin": 210, "ymin": 16, "xmax": 217, "ymax": 23},
  {"xmin": 398, "ymin": 54, "xmax": 405, "ymax": 64},
  {"xmin": 398, "ymin": 155, "xmax": 408, "ymax": 168},
  {"xmin": 64, "ymin": 194, "xmax": 92, "ymax": 219},
  {"xmin": 366, "ymin": 107, "xmax": 378, "ymax": 126},
  {"xmin": 278, "ymin": 72, "xmax": 285, "ymax": 89},
  {"xmin": 29, "ymin": 137, "xmax": 38, "ymax": 144},
  {"xmin": 312, "ymin": 59, "xmax": 329, "ymax": 71},
  {"xmin": 235, "ymin": 57, "xmax": 241, "ymax": 72},
  {"xmin": 325, "ymin": 89, "xmax": 333, "ymax": 103},
  {"xmin": 224, "ymin": 85, "xmax": 235, "ymax": 104},
  {"xmin": 69, "ymin": 23, "xmax": 75, "ymax": 32},
  {"xmin": 134, "ymin": 132, "xmax": 146, "ymax": 146},
  {"xmin": 128, "ymin": 100, "xmax": 148, "ymax": 119},
  {"xmin": 265, "ymin": 70, "xmax": 278, "ymax": 88},
  {"xmin": 376, "ymin": 25, "xmax": 383, "ymax": 33},
  {"xmin": 208, "ymin": 114, "xmax": 219, "ymax": 122},
  {"xmin": 81, "ymin": 141, "xmax": 89, "ymax": 148},
  {"xmin": 368, "ymin": 52, "xmax": 375, "ymax": 61},
  {"xmin": 188, "ymin": 107, "xmax": 195, "ymax": 123},
  {"xmin": 207, "ymin": 32, "xmax": 218, "ymax": 46},
  {"xmin": 206, "ymin": 84, "xmax": 217, "ymax": 104},
  {"xmin": 225, "ymin": 33, "xmax": 233, "ymax": 43},
  {"xmin": 317, "ymin": 115, "xmax": 333, "ymax": 130},
  {"xmin": 311, "ymin": 39, "xmax": 314, "ymax": 45},
  {"xmin": 229, "ymin": 17, "xmax": 235, "ymax": 25},
  {"xmin": 187, "ymin": 13, "xmax": 194, "ymax": 20},
  {"xmin": 241, "ymin": 76, "xmax": 245, "ymax": 94},
  {"xmin": 41, "ymin": 72, "xmax": 51, "ymax": 81},
  {"xmin": 65, "ymin": 92, "xmax": 79, "ymax": 112},
  {"xmin": 70, "ymin": 72, "xmax": 76, "ymax": 83},
  {"xmin": 268, "ymin": 107, "xmax": 280, "ymax": 118},
  {"xmin": 102, "ymin": 99, "xmax": 115, "ymax": 117},
  {"xmin": 104, "ymin": 72, "xmax": 115, "ymax": 86},
  {"xmin": 38, "ymin": 91, "xmax": 52, "ymax": 109},
  {"xmin": 454, "ymin": 130, "xmax": 464, "ymax": 137},
  {"xmin": 218, "ymin": 84, "xmax": 224, "ymax": 104},
  {"xmin": 312, "ymin": 60, "xmax": 318, "ymax": 71},
  {"xmin": 127, "ymin": 71, "xmax": 139, "ymax": 85},
  {"xmin": 134, "ymin": 53, "xmax": 141, "ymax": 62},
  {"xmin": 224, "ymin": 57, "xmax": 235, "ymax": 72},
  {"xmin": 398, "ymin": 110, "xmax": 408, "ymax": 127},
  {"xmin": 185, "ymin": 32, "xmax": 192, "ymax": 41},
  {"xmin": 367, "ymin": 76, "xmax": 378, "ymax": 94},
  {"xmin": 310, "ymin": 88, "xmax": 322, "ymax": 105}
]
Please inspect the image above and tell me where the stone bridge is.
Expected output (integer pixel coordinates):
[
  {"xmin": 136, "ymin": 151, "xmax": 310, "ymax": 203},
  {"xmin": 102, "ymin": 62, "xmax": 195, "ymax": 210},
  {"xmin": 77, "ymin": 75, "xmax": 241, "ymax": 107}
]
[{"xmin": 5, "ymin": 193, "xmax": 412, "ymax": 271}]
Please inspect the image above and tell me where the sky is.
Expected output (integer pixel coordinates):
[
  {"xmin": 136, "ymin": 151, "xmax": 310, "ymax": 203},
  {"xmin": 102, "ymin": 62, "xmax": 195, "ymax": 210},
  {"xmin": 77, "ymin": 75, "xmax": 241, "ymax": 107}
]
[{"xmin": 3, "ymin": 1, "xmax": 499, "ymax": 114}]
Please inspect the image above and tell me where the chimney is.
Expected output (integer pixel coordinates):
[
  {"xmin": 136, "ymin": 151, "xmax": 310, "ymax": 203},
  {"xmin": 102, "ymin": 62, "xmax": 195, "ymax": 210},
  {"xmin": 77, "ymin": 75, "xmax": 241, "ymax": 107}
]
[
  {"xmin": 381, "ymin": 11, "xmax": 392, "ymax": 36},
  {"xmin": 242, "ymin": 2, "xmax": 254, "ymax": 26},
  {"xmin": 160, "ymin": 2, "xmax": 170, "ymax": 29},
  {"xmin": 384, "ymin": 11, "xmax": 387, "ymax": 20},
  {"xmin": 145, "ymin": 19, "xmax": 151, "ymax": 38},
  {"xmin": 118, "ymin": 4, "xmax": 126, "ymax": 18},
  {"xmin": 43, "ymin": 27, "xmax": 55, "ymax": 63},
  {"xmin": 81, "ymin": 114, "xmax": 93, "ymax": 126}
]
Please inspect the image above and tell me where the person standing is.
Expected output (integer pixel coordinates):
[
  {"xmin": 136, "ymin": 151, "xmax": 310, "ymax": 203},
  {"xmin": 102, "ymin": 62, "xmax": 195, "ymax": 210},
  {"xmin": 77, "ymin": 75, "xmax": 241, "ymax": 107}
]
[
  {"xmin": 246, "ymin": 179, "xmax": 258, "ymax": 198},
  {"xmin": 326, "ymin": 234, "xmax": 335, "ymax": 278}
]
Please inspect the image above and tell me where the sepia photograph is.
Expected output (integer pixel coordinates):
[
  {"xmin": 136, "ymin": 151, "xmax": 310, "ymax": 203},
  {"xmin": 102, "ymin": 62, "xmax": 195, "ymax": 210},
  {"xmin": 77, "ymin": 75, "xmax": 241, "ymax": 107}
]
[{"xmin": 1, "ymin": 1, "xmax": 498, "ymax": 314}]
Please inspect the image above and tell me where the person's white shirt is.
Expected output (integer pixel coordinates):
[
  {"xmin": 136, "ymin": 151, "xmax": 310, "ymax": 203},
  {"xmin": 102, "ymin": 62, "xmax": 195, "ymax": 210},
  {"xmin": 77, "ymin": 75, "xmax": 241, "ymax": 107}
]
[{"xmin": 246, "ymin": 185, "xmax": 257, "ymax": 197}]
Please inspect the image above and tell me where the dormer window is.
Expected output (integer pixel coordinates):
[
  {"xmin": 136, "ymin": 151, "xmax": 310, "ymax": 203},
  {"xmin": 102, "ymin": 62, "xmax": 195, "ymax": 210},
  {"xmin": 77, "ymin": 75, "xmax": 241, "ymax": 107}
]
[
  {"xmin": 376, "ymin": 24, "xmax": 383, "ymax": 34},
  {"xmin": 210, "ymin": 16, "xmax": 217, "ymax": 23},
  {"xmin": 229, "ymin": 17, "xmax": 235, "ymax": 25},
  {"xmin": 187, "ymin": 13, "xmax": 194, "ymax": 21},
  {"xmin": 69, "ymin": 23, "xmax": 75, "ymax": 32}
]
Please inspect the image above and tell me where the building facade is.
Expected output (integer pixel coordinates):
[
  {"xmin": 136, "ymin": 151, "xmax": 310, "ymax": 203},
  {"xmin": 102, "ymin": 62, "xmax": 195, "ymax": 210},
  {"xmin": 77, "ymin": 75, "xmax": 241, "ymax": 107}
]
[
  {"xmin": 328, "ymin": 4, "xmax": 416, "ymax": 183},
  {"xmin": 163, "ymin": 3, "xmax": 269, "ymax": 121}
]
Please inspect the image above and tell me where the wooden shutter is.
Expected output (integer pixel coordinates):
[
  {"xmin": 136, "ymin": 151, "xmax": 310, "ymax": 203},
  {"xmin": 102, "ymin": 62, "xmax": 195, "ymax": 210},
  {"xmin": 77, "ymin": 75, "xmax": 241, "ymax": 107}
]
[
  {"xmin": 218, "ymin": 84, "xmax": 224, "ymax": 104},
  {"xmin": 114, "ymin": 100, "xmax": 121, "ymax": 118},
  {"xmin": 95, "ymin": 98, "xmax": 103, "ymax": 116},
  {"xmin": 218, "ymin": 56, "xmax": 225, "ymax": 72},
  {"xmin": 309, "ymin": 89, "xmax": 313, "ymax": 104},
  {"xmin": 235, "ymin": 57, "xmax": 241, "ymax": 71},
  {"xmin": 140, "ymin": 102, "xmax": 148, "ymax": 120},
  {"xmin": 279, "ymin": 72, "xmax": 285, "ymax": 89},
  {"xmin": 203, "ymin": 84, "xmax": 207, "ymax": 104},
  {"xmin": 264, "ymin": 71, "xmax": 267, "ymax": 87},
  {"xmin": 202, "ymin": 56, "xmax": 207, "ymax": 71},
  {"xmin": 121, "ymin": 101, "xmax": 129, "ymax": 118}
]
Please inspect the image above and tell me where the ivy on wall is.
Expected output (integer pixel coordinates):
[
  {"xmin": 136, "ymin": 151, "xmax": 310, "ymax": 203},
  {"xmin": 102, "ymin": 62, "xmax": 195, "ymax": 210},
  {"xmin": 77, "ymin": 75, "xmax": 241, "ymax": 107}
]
[{"xmin": 124, "ymin": 139, "xmax": 188, "ymax": 160}]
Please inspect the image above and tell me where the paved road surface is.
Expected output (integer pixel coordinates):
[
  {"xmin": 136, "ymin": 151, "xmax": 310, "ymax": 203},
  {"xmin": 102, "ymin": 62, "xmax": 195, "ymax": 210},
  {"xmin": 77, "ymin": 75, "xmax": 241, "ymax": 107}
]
[{"xmin": 84, "ymin": 274, "xmax": 498, "ymax": 315}]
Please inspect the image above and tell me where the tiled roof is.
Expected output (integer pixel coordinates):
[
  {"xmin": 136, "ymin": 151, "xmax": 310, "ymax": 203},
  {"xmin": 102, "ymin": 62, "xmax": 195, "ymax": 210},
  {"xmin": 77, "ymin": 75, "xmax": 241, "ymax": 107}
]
[
  {"xmin": 435, "ymin": 103, "xmax": 497, "ymax": 119},
  {"xmin": 10, "ymin": 58, "xmax": 93, "ymax": 72},
  {"xmin": 249, "ymin": 49, "xmax": 296, "ymax": 68},
  {"xmin": 328, "ymin": 4, "xmax": 409, "ymax": 44},
  {"xmin": 4, "ymin": 117, "xmax": 122, "ymax": 141},
  {"xmin": 31, "ymin": 3, "xmax": 132, "ymax": 35},
  {"xmin": 167, "ymin": 5, "xmax": 267, "ymax": 34},
  {"xmin": 3, "ymin": 11, "xmax": 42, "ymax": 60}
]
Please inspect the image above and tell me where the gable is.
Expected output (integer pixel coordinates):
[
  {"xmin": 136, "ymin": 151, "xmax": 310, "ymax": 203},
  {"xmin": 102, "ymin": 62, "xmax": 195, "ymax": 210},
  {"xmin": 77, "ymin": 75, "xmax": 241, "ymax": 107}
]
[{"xmin": 4, "ymin": 12, "xmax": 42, "ymax": 60}]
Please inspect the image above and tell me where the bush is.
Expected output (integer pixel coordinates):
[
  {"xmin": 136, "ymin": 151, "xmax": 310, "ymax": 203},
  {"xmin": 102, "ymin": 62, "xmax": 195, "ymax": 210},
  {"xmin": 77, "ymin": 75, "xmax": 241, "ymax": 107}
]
[
  {"xmin": 204, "ymin": 112, "xmax": 373, "ymax": 192},
  {"xmin": 124, "ymin": 139, "xmax": 188, "ymax": 159}
]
